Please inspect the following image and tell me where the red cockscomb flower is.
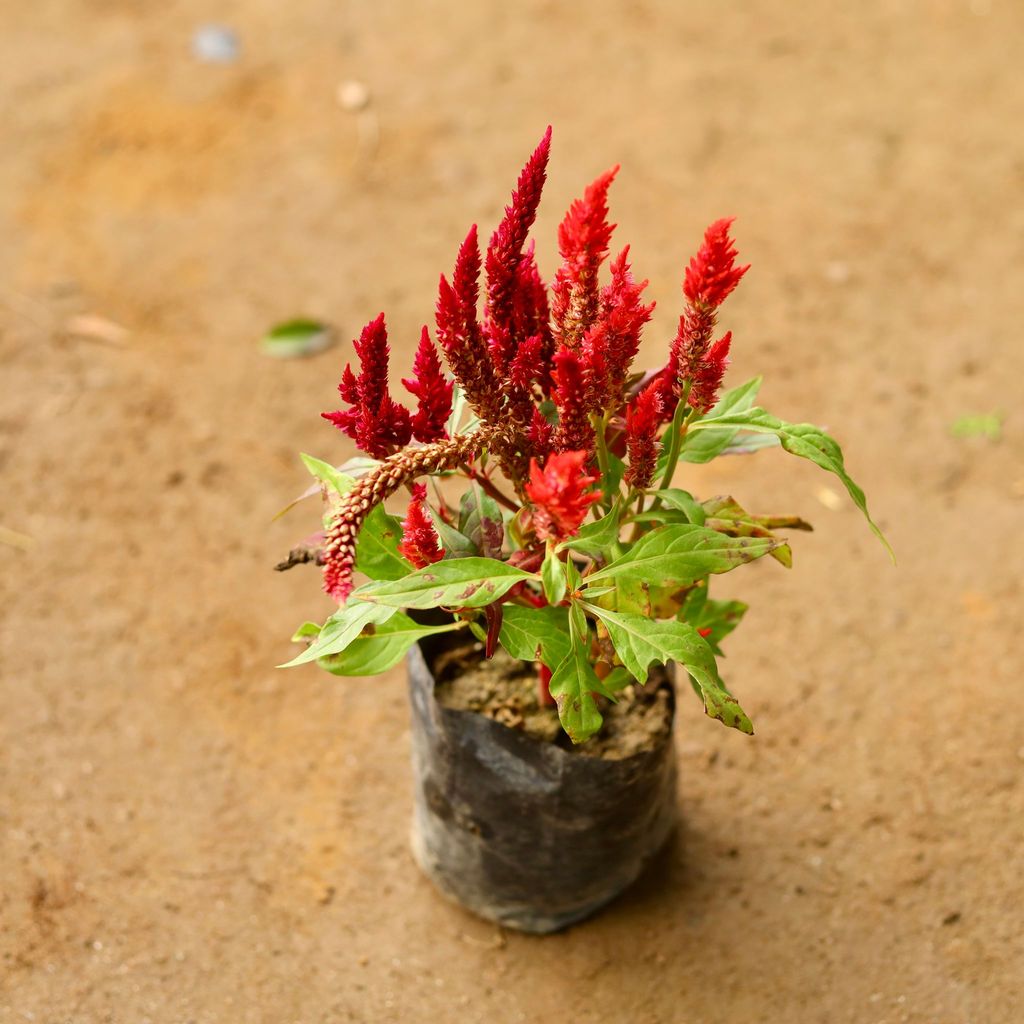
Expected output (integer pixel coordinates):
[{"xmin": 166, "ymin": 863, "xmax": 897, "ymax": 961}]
[
  {"xmin": 552, "ymin": 167, "xmax": 618, "ymax": 349},
  {"xmin": 398, "ymin": 484, "xmax": 443, "ymax": 568},
  {"xmin": 323, "ymin": 314, "xmax": 413, "ymax": 459},
  {"xmin": 402, "ymin": 326, "xmax": 453, "ymax": 443},
  {"xmin": 689, "ymin": 331, "xmax": 731, "ymax": 413},
  {"xmin": 624, "ymin": 381, "xmax": 663, "ymax": 489},
  {"xmin": 525, "ymin": 450, "xmax": 602, "ymax": 542},
  {"xmin": 683, "ymin": 217, "xmax": 749, "ymax": 309}
]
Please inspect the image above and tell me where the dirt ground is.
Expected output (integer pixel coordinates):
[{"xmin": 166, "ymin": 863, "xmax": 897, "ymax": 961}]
[{"xmin": 2, "ymin": 1, "xmax": 1022, "ymax": 1021}]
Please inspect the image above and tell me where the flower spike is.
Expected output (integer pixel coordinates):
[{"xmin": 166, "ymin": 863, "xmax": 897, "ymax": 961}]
[
  {"xmin": 552, "ymin": 166, "xmax": 618, "ymax": 349},
  {"xmin": 485, "ymin": 127, "xmax": 552, "ymax": 336},
  {"xmin": 551, "ymin": 346, "xmax": 593, "ymax": 454},
  {"xmin": 398, "ymin": 484, "xmax": 443, "ymax": 568},
  {"xmin": 322, "ymin": 314, "xmax": 413, "ymax": 459},
  {"xmin": 624, "ymin": 381, "xmax": 663, "ymax": 489},
  {"xmin": 402, "ymin": 326, "xmax": 453, "ymax": 443},
  {"xmin": 437, "ymin": 225, "xmax": 502, "ymax": 425},
  {"xmin": 683, "ymin": 217, "xmax": 749, "ymax": 309}
]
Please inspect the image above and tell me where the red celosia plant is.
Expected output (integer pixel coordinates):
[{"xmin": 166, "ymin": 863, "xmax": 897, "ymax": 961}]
[{"xmin": 282, "ymin": 128, "xmax": 890, "ymax": 743}]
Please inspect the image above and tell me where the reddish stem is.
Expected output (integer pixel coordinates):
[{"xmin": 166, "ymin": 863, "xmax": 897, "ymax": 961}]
[
  {"xmin": 537, "ymin": 663, "xmax": 555, "ymax": 707},
  {"xmin": 460, "ymin": 462, "xmax": 520, "ymax": 512}
]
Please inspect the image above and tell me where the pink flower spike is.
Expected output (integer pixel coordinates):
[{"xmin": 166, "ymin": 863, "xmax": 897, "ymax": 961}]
[
  {"xmin": 398, "ymin": 484, "xmax": 443, "ymax": 569},
  {"xmin": 525, "ymin": 451, "xmax": 602, "ymax": 542},
  {"xmin": 683, "ymin": 218, "xmax": 749, "ymax": 309},
  {"xmin": 402, "ymin": 326, "xmax": 453, "ymax": 443}
]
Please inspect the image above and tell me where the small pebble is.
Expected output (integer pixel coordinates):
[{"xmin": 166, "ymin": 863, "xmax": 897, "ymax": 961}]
[
  {"xmin": 337, "ymin": 80, "xmax": 371, "ymax": 111},
  {"xmin": 192, "ymin": 25, "xmax": 240, "ymax": 64}
]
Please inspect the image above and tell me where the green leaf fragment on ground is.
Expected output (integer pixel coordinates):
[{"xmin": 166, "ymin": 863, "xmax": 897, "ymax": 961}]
[{"xmin": 261, "ymin": 318, "xmax": 336, "ymax": 358}]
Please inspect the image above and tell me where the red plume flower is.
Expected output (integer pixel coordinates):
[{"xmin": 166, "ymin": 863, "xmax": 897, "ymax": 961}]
[
  {"xmin": 398, "ymin": 484, "xmax": 443, "ymax": 568},
  {"xmin": 583, "ymin": 246, "xmax": 654, "ymax": 410},
  {"xmin": 551, "ymin": 346, "xmax": 593, "ymax": 453},
  {"xmin": 624, "ymin": 381, "xmax": 663, "ymax": 489},
  {"xmin": 688, "ymin": 331, "xmax": 731, "ymax": 413},
  {"xmin": 323, "ymin": 314, "xmax": 413, "ymax": 459},
  {"xmin": 437, "ymin": 225, "xmax": 503, "ymax": 425},
  {"xmin": 402, "ymin": 326, "xmax": 453, "ymax": 443},
  {"xmin": 683, "ymin": 217, "xmax": 749, "ymax": 309},
  {"xmin": 661, "ymin": 218, "xmax": 748, "ymax": 415},
  {"xmin": 525, "ymin": 451, "xmax": 602, "ymax": 542},
  {"xmin": 552, "ymin": 167, "xmax": 618, "ymax": 349},
  {"xmin": 485, "ymin": 127, "xmax": 552, "ymax": 337}
]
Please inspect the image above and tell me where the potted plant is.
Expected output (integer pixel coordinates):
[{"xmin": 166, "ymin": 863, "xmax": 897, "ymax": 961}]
[{"xmin": 278, "ymin": 127, "xmax": 890, "ymax": 933}]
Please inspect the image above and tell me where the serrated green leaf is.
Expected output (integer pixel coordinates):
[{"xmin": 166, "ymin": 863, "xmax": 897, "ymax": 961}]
[
  {"xmin": 586, "ymin": 605, "xmax": 753, "ymax": 734},
  {"xmin": 585, "ymin": 524, "xmax": 779, "ymax": 589},
  {"xmin": 317, "ymin": 614, "xmax": 463, "ymax": 676},
  {"xmin": 689, "ymin": 407, "xmax": 893, "ymax": 559},
  {"xmin": 278, "ymin": 600, "xmax": 398, "ymax": 667},
  {"xmin": 353, "ymin": 557, "xmax": 534, "ymax": 609},
  {"xmin": 498, "ymin": 604, "xmax": 570, "ymax": 668},
  {"xmin": 355, "ymin": 504, "xmax": 410, "ymax": 581}
]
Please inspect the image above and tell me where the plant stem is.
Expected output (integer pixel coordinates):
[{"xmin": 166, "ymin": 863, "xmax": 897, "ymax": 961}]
[
  {"xmin": 656, "ymin": 388, "xmax": 693, "ymax": 494},
  {"xmin": 592, "ymin": 412, "xmax": 615, "ymax": 510},
  {"xmin": 460, "ymin": 462, "xmax": 519, "ymax": 512}
]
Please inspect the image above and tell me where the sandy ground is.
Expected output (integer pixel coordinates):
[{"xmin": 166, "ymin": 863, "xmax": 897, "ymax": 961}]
[{"xmin": 2, "ymin": 1, "xmax": 1023, "ymax": 1021}]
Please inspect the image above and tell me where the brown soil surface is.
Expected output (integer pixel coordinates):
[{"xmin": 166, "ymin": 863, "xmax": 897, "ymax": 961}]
[
  {"xmin": 433, "ymin": 638, "xmax": 673, "ymax": 757},
  {"xmin": 2, "ymin": 2, "xmax": 1023, "ymax": 1021}
]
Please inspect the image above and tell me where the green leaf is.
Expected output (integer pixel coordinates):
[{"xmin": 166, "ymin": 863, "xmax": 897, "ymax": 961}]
[
  {"xmin": 585, "ymin": 524, "xmax": 780, "ymax": 589},
  {"xmin": 655, "ymin": 372, "xmax": 761, "ymax": 468},
  {"xmin": 299, "ymin": 453, "xmax": 356, "ymax": 497},
  {"xmin": 541, "ymin": 545, "xmax": 568, "ymax": 605},
  {"xmin": 690, "ymin": 407, "xmax": 893, "ymax": 559},
  {"xmin": 429, "ymin": 509, "xmax": 478, "ymax": 558},
  {"xmin": 557, "ymin": 503, "xmax": 622, "ymax": 558},
  {"xmin": 353, "ymin": 557, "xmax": 534, "ymax": 609},
  {"xmin": 458, "ymin": 484, "xmax": 504, "ymax": 558},
  {"xmin": 318, "ymin": 614, "xmax": 462, "ymax": 676},
  {"xmin": 355, "ymin": 504, "xmax": 410, "ymax": 581},
  {"xmin": 677, "ymin": 376, "xmax": 763, "ymax": 465},
  {"xmin": 498, "ymin": 604, "xmax": 570, "ymax": 668},
  {"xmin": 679, "ymin": 587, "xmax": 748, "ymax": 655},
  {"xmin": 290, "ymin": 621, "xmax": 322, "ymax": 642},
  {"xmin": 548, "ymin": 628, "xmax": 617, "ymax": 744},
  {"xmin": 278, "ymin": 600, "xmax": 398, "ymax": 667},
  {"xmin": 701, "ymin": 495, "xmax": 794, "ymax": 568},
  {"xmin": 649, "ymin": 488, "xmax": 706, "ymax": 525},
  {"xmin": 586, "ymin": 605, "xmax": 753, "ymax": 734},
  {"xmin": 261, "ymin": 318, "xmax": 336, "ymax": 359},
  {"xmin": 950, "ymin": 412, "xmax": 1003, "ymax": 440}
]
